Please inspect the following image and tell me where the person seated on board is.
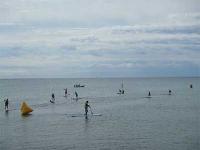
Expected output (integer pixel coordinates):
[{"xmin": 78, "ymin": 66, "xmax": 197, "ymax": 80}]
[
  {"xmin": 169, "ymin": 89, "xmax": 172, "ymax": 95},
  {"xmin": 190, "ymin": 84, "xmax": 193, "ymax": 88},
  {"xmin": 51, "ymin": 93, "xmax": 55, "ymax": 102},
  {"xmin": 119, "ymin": 89, "xmax": 122, "ymax": 94},
  {"xmin": 148, "ymin": 91, "xmax": 151, "ymax": 97},
  {"xmin": 84, "ymin": 101, "xmax": 91, "ymax": 116},
  {"xmin": 75, "ymin": 91, "xmax": 78, "ymax": 99},
  {"xmin": 64, "ymin": 88, "xmax": 68, "ymax": 96},
  {"xmin": 4, "ymin": 98, "xmax": 9, "ymax": 111}
]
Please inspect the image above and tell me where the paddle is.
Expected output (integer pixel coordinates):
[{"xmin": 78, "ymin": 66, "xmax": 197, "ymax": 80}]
[{"xmin": 89, "ymin": 106, "xmax": 93, "ymax": 115}]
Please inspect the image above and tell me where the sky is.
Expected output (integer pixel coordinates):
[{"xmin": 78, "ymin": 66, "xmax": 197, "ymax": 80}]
[{"xmin": 0, "ymin": 0, "xmax": 200, "ymax": 78}]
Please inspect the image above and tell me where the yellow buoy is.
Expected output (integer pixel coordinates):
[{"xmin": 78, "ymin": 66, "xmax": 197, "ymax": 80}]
[{"xmin": 21, "ymin": 102, "xmax": 33, "ymax": 115}]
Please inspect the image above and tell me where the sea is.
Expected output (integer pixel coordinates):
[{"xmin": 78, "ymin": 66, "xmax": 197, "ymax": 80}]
[{"xmin": 0, "ymin": 77, "xmax": 199, "ymax": 150}]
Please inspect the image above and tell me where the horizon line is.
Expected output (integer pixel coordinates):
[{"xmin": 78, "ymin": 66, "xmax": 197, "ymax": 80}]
[{"xmin": 0, "ymin": 76, "xmax": 199, "ymax": 80}]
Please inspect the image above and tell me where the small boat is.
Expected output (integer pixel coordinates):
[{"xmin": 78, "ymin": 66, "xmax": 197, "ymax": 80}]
[
  {"xmin": 21, "ymin": 102, "xmax": 33, "ymax": 115},
  {"xmin": 74, "ymin": 84, "xmax": 85, "ymax": 88}
]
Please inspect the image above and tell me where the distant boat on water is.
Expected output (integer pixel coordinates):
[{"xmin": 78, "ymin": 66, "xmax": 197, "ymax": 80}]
[{"xmin": 74, "ymin": 84, "xmax": 85, "ymax": 88}]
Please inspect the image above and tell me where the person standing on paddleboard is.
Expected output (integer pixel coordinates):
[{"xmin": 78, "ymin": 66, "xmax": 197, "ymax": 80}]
[
  {"xmin": 4, "ymin": 98, "xmax": 9, "ymax": 111},
  {"xmin": 51, "ymin": 93, "xmax": 55, "ymax": 102},
  {"xmin": 84, "ymin": 101, "xmax": 91, "ymax": 116},
  {"xmin": 148, "ymin": 91, "xmax": 151, "ymax": 97},
  {"xmin": 75, "ymin": 91, "xmax": 78, "ymax": 99},
  {"xmin": 64, "ymin": 88, "xmax": 68, "ymax": 97}
]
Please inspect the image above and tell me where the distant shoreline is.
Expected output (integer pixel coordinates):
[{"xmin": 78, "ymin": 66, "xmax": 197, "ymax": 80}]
[{"xmin": 0, "ymin": 76, "xmax": 199, "ymax": 80}]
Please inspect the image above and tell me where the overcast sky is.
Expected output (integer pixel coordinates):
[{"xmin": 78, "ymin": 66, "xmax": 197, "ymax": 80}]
[{"xmin": 0, "ymin": 0, "xmax": 200, "ymax": 78}]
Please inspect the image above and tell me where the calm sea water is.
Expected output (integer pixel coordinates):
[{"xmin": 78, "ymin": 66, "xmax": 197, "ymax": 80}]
[{"xmin": 0, "ymin": 77, "xmax": 199, "ymax": 150}]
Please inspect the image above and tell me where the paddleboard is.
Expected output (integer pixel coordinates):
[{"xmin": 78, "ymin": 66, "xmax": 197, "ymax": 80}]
[
  {"xmin": 67, "ymin": 113, "xmax": 102, "ymax": 117},
  {"xmin": 50, "ymin": 100, "xmax": 55, "ymax": 103},
  {"xmin": 72, "ymin": 97, "xmax": 83, "ymax": 100},
  {"xmin": 160, "ymin": 94, "xmax": 172, "ymax": 95},
  {"xmin": 117, "ymin": 93, "xmax": 124, "ymax": 95},
  {"xmin": 64, "ymin": 94, "xmax": 70, "ymax": 97},
  {"xmin": 143, "ymin": 96, "xmax": 152, "ymax": 98}
]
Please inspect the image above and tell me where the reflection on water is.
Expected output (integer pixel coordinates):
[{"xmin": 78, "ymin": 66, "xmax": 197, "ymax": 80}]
[
  {"xmin": 84, "ymin": 117, "xmax": 89, "ymax": 132},
  {"xmin": 5, "ymin": 110, "xmax": 9, "ymax": 116}
]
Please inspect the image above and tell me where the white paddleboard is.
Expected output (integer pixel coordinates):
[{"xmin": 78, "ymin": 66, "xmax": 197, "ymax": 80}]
[
  {"xmin": 143, "ymin": 96, "xmax": 152, "ymax": 98},
  {"xmin": 50, "ymin": 100, "xmax": 55, "ymax": 103},
  {"xmin": 67, "ymin": 113, "xmax": 102, "ymax": 117},
  {"xmin": 72, "ymin": 97, "xmax": 83, "ymax": 100}
]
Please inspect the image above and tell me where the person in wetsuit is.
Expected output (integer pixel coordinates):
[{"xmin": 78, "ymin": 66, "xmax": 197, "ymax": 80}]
[
  {"xmin": 4, "ymin": 99, "xmax": 9, "ymax": 110},
  {"xmin": 119, "ymin": 89, "xmax": 122, "ymax": 94},
  {"xmin": 122, "ymin": 89, "xmax": 124, "ymax": 94},
  {"xmin": 51, "ymin": 93, "xmax": 55, "ymax": 102},
  {"xmin": 169, "ymin": 89, "xmax": 172, "ymax": 95},
  {"xmin": 75, "ymin": 91, "xmax": 78, "ymax": 99},
  {"xmin": 84, "ymin": 101, "xmax": 91, "ymax": 116},
  {"xmin": 148, "ymin": 91, "xmax": 151, "ymax": 97},
  {"xmin": 64, "ymin": 88, "xmax": 68, "ymax": 96}
]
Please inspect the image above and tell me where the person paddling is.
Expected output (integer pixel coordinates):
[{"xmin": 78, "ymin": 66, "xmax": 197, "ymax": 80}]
[
  {"xmin": 64, "ymin": 88, "xmax": 68, "ymax": 97},
  {"xmin": 119, "ymin": 89, "xmax": 122, "ymax": 94},
  {"xmin": 122, "ymin": 89, "xmax": 124, "ymax": 94},
  {"xmin": 169, "ymin": 89, "xmax": 172, "ymax": 95},
  {"xmin": 148, "ymin": 91, "xmax": 151, "ymax": 97},
  {"xmin": 84, "ymin": 101, "xmax": 91, "ymax": 116},
  {"xmin": 75, "ymin": 91, "xmax": 78, "ymax": 99},
  {"xmin": 51, "ymin": 93, "xmax": 55, "ymax": 103},
  {"xmin": 4, "ymin": 98, "xmax": 9, "ymax": 111}
]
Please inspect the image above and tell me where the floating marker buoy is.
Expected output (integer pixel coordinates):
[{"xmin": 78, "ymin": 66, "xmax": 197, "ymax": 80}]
[{"xmin": 21, "ymin": 102, "xmax": 33, "ymax": 115}]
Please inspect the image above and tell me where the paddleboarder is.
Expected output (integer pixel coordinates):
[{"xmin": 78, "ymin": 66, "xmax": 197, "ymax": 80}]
[
  {"xmin": 148, "ymin": 91, "xmax": 151, "ymax": 97},
  {"xmin": 84, "ymin": 101, "xmax": 91, "ymax": 116},
  {"xmin": 4, "ymin": 98, "xmax": 9, "ymax": 111},
  {"xmin": 51, "ymin": 93, "xmax": 55, "ymax": 103},
  {"xmin": 169, "ymin": 89, "xmax": 172, "ymax": 95},
  {"xmin": 119, "ymin": 89, "xmax": 122, "ymax": 94},
  {"xmin": 64, "ymin": 88, "xmax": 68, "ymax": 96},
  {"xmin": 122, "ymin": 89, "xmax": 124, "ymax": 94},
  {"xmin": 75, "ymin": 91, "xmax": 78, "ymax": 99}
]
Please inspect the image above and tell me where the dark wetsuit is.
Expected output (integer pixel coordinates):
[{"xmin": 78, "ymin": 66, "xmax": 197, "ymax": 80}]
[
  {"xmin": 122, "ymin": 90, "xmax": 124, "ymax": 94},
  {"xmin": 119, "ymin": 89, "xmax": 121, "ymax": 94},
  {"xmin": 84, "ymin": 101, "xmax": 90, "ymax": 116},
  {"xmin": 5, "ymin": 99, "xmax": 8, "ymax": 110},
  {"xmin": 65, "ymin": 89, "xmax": 68, "ymax": 96},
  {"xmin": 169, "ymin": 90, "xmax": 172, "ymax": 95},
  {"xmin": 75, "ymin": 91, "xmax": 78, "ymax": 98},
  {"xmin": 51, "ymin": 94, "xmax": 55, "ymax": 102}
]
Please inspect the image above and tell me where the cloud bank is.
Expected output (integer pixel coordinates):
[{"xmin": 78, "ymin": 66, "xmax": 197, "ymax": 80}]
[{"xmin": 0, "ymin": 0, "xmax": 200, "ymax": 78}]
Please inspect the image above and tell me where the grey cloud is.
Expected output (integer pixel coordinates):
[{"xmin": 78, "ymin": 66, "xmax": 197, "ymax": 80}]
[
  {"xmin": 1, "ymin": 0, "xmax": 200, "ymax": 27},
  {"xmin": 0, "ymin": 2, "xmax": 200, "ymax": 78}
]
